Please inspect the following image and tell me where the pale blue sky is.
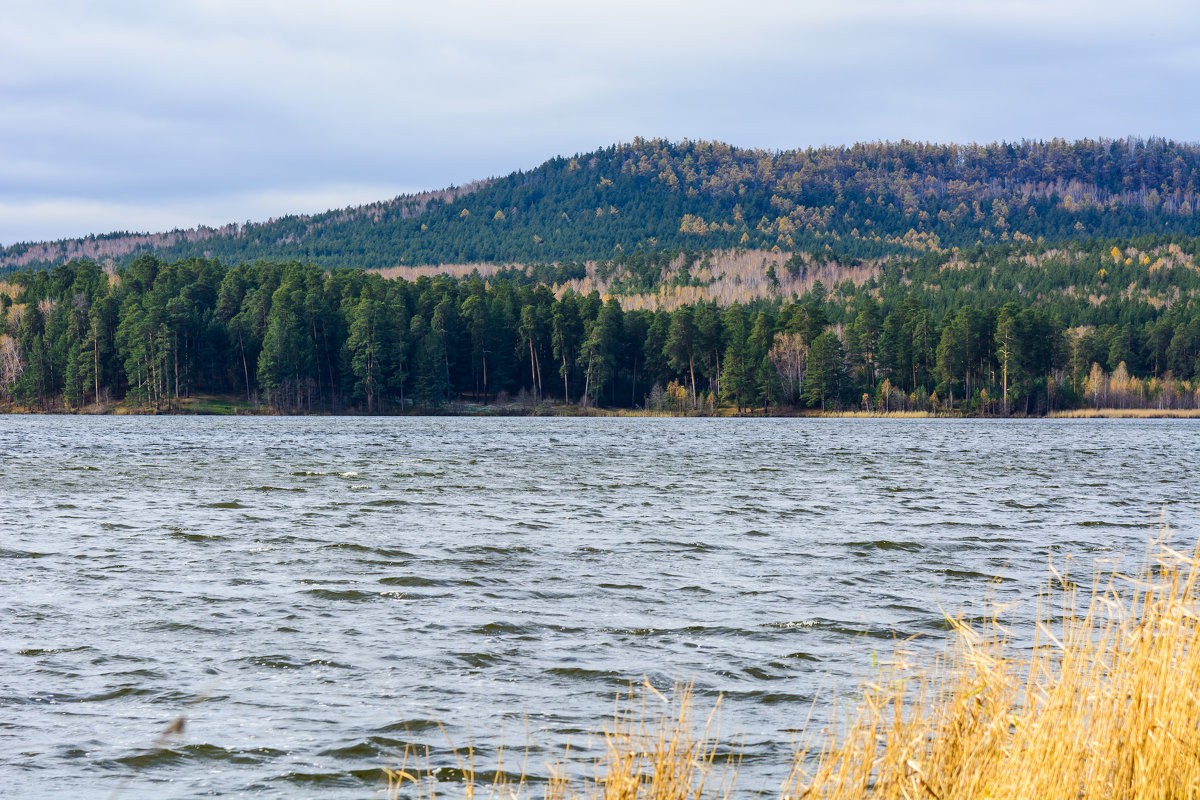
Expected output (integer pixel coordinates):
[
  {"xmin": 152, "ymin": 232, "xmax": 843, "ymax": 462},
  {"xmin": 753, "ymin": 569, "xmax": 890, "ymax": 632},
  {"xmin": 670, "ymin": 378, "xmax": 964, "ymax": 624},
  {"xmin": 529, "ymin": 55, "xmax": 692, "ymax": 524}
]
[{"xmin": 2, "ymin": 0, "xmax": 1197, "ymax": 245}]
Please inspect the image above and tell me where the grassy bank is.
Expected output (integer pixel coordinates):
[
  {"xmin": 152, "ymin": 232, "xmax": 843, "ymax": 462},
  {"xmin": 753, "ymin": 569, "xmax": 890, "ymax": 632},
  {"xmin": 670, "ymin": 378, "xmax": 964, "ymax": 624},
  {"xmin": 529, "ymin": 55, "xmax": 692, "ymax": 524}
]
[
  {"xmin": 4, "ymin": 397, "xmax": 1199, "ymax": 419},
  {"xmin": 387, "ymin": 537, "xmax": 1200, "ymax": 800},
  {"xmin": 1049, "ymin": 407, "xmax": 1200, "ymax": 418},
  {"xmin": 0, "ymin": 393, "xmax": 273, "ymax": 415}
]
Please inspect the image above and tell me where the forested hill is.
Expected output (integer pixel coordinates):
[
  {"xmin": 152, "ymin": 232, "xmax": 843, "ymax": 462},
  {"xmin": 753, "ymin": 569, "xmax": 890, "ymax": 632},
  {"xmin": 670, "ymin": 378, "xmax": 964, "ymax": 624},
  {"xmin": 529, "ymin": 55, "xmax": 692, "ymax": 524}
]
[{"xmin": 5, "ymin": 137, "xmax": 1200, "ymax": 274}]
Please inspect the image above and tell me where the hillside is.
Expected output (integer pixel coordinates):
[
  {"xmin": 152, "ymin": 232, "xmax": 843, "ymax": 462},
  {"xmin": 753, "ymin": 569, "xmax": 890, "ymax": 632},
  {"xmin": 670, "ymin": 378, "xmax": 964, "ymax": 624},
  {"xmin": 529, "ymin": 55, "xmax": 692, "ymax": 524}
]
[{"xmin": 5, "ymin": 137, "xmax": 1200, "ymax": 275}]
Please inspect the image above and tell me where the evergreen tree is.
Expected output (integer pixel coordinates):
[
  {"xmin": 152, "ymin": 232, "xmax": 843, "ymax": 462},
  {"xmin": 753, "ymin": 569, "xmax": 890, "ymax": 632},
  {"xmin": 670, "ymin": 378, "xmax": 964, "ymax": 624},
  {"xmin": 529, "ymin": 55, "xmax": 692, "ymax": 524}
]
[
  {"xmin": 665, "ymin": 306, "xmax": 698, "ymax": 404},
  {"xmin": 719, "ymin": 305, "xmax": 750, "ymax": 411},
  {"xmin": 803, "ymin": 330, "xmax": 845, "ymax": 410}
]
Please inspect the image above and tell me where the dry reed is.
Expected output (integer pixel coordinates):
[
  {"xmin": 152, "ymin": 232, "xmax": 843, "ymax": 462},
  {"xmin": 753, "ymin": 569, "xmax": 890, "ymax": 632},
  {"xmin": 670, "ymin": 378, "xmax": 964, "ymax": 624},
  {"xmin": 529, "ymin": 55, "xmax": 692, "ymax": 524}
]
[
  {"xmin": 386, "ymin": 535, "xmax": 1200, "ymax": 800},
  {"xmin": 386, "ymin": 683, "xmax": 734, "ymax": 800},
  {"xmin": 787, "ymin": 534, "xmax": 1200, "ymax": 799},
  {"xmin": 1050, "ymin": 408, "xmax": 1200, "ymax": 419}
]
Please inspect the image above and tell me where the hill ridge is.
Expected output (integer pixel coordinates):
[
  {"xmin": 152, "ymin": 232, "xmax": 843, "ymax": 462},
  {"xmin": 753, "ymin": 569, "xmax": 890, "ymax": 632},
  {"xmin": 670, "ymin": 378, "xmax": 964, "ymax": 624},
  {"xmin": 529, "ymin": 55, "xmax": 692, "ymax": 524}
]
[{"xmin": 5, "ymin": 136, "xmax": 1200, "ymax": 274}]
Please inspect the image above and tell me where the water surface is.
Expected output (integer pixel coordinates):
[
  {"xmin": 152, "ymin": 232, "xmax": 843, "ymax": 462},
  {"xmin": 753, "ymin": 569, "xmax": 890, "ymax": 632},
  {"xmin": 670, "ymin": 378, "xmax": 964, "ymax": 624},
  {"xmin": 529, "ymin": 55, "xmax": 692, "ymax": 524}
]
[{"xmin": 1, "ymin": 417, "xmax": 1196, "ymax": 798}]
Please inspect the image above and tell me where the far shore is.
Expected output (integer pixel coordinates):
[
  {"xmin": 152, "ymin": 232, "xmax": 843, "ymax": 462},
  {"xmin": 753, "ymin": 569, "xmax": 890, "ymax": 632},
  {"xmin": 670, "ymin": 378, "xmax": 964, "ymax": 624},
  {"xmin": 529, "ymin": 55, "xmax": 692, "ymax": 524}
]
[{"xmin": 3, "ymin": 394, "xmax": 1200, "ymax": 419}]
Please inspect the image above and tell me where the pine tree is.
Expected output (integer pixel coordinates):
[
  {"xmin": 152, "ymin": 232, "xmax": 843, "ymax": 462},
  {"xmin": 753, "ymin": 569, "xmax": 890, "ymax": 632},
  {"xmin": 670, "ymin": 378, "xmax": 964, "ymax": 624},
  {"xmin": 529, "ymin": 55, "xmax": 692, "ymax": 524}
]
[{"xmin": 803, "ymin": 330, "xmax": 845, "ymax": 411}]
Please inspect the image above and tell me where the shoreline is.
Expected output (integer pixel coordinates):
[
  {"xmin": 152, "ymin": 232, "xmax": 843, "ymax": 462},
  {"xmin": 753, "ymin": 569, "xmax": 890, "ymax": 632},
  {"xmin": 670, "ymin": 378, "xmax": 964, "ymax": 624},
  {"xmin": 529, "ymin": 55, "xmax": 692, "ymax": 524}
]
[
  {"xmin": 1046, "ymin": 407, "xmax": 1200, "ymax": 418},
  {"xmin": 3, "ymin": 396, "xmax": 1200, "ymax": 419}
]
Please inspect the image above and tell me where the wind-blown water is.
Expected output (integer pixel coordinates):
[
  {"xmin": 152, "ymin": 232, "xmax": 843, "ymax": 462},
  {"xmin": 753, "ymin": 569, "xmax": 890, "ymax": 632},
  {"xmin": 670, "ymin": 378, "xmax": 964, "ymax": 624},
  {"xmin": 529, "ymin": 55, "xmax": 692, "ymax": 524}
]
[{"xmin": 1, "ymin": 417, "xmax": 1196, "ymax": 799}]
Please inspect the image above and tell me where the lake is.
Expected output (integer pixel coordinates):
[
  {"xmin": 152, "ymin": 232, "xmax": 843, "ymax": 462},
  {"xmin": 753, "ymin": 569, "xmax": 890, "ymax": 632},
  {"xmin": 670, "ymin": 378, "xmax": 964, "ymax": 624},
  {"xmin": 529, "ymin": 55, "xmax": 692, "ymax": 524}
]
[{"xmin": 2, "ymin": 417, "xmax": 1196, "ymax": 798}]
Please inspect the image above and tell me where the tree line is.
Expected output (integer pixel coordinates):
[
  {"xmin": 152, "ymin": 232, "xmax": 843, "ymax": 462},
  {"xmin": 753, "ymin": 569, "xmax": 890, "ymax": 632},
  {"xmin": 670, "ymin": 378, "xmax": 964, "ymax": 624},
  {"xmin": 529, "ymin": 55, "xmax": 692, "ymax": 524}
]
[{"xmin": 2, "ymin": 255, "xmax": 1199, "ymax": 415}]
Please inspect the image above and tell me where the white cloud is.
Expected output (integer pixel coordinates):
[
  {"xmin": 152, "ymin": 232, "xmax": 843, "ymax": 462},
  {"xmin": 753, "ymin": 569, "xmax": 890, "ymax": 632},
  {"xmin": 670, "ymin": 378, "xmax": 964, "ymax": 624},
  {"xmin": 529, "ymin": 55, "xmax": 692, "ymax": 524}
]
[{"xmin": 3, "ymin": 0, "xmax": 1199, "ymax": 245}]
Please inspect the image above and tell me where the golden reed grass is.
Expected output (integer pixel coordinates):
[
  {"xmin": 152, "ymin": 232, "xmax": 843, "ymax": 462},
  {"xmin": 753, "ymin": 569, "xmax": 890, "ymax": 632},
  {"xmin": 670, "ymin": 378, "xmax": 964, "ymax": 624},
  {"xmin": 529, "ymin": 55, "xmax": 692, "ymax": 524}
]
[
  {"xmin": 387, "ymin": 534, "xmax": 1200, "ymax": 800},
  {"xmin": 1050, "ymin": 408, "xmax": 1200, "ymax": 419},
  {"xmin": 787, "ymin": 534, "xmax": 1200, "ymax": 800},
  {"xmin": 386, "ymin": 683, "xmax": 734, "ymax": 800}
]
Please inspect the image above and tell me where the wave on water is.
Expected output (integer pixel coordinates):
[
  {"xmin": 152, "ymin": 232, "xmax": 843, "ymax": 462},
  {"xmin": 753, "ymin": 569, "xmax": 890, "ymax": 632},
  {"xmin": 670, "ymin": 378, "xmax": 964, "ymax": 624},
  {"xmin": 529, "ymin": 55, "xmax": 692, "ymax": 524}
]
[{"xmin": 2, "ymin": 416, "xmax": 1197, "ymax": 799}]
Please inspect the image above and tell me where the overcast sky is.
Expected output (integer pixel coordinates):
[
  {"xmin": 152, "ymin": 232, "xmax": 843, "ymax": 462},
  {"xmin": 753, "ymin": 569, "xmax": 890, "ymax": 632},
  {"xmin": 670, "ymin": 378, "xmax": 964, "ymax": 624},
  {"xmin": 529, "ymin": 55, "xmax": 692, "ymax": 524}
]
[{"xmin": 3, "ymin": 0, "xmax": 1197, "ymax": 246}]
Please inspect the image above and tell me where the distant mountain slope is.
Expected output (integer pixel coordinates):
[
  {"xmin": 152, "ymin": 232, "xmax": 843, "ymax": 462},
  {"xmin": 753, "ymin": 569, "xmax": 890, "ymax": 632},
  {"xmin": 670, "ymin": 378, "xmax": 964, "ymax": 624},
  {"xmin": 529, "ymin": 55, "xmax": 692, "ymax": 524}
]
[
  {"xmin": 0, "ymin": 181, "xmax": 486, "ymax": 273},
  {"xmin": 5, "ymin": 137, "xmax": 1200, "ymax": 273}
]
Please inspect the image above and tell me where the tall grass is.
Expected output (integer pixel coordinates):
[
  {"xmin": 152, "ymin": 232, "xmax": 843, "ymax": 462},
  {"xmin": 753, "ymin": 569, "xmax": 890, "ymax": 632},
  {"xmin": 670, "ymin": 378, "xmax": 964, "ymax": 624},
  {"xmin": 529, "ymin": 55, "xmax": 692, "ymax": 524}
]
[
  {"xmin": 1050, "ymin": 408, "xmax": 1200, "ymax": 418},
  {"xmin": 385, "ymin": 684, "xmax": 734, "ymax": 800},
  {"xmin": 387, "ymin": 536, "xmax": 1200, "ymax": 800},
  {"xmin": 787, "ymin": 536, "xmax": 1200, "ymax": 799}
]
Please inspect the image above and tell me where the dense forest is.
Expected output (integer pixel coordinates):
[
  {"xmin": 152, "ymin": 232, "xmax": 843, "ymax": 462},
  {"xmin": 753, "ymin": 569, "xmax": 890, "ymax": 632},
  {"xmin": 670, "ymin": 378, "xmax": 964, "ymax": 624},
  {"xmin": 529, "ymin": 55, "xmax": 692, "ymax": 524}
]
[
  {"xmin": 5, "ymin": 137, "xmax": 1200, "ymax": 273},
  {"xmin": 3, "ymin": 241, "xmax": 1200, "ymax": 415}
]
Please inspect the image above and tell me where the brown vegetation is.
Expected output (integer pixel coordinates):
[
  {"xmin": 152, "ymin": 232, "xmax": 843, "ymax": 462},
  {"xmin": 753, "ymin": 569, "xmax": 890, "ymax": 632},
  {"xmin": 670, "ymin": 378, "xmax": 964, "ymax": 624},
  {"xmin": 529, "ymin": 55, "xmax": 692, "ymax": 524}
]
[
  {"xmin": 373, "ymin": 249, "xmax": 884, "ymax": 310},
  {"xmin": 372, "ymin": 240, "xmax": 1200, "ymax": 315},
  {"xmin": 1077, "ymin": 360, "xmax": 1200, "ymax": 411},
  {"xmin": 1049, "ymin": 407, "xmax": 1200, "ymax": 418},
  {"xmin": 372, "ymin": 262, "xmax": 516, "ymax": 282}
]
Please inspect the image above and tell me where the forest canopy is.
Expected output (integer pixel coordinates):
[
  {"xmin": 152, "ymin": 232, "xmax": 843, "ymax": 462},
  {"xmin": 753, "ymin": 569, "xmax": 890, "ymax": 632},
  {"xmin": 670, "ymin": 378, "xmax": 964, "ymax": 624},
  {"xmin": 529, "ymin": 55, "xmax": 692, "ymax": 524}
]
[
  {"xmin": 5, "ymin": 137, "xmax": 1200, "ymax": 274},
  {"xmin": 3, "ymin": 238, "xmax": 1200, "ymax": 416}
]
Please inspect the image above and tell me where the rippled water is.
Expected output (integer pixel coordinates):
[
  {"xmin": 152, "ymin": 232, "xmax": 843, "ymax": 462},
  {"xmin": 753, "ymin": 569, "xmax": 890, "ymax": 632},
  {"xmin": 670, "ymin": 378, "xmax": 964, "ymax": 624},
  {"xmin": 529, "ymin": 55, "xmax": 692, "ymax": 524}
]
[{"xmin": 2, "ymin": 417, "xmax": 1197, "ymax": 798}]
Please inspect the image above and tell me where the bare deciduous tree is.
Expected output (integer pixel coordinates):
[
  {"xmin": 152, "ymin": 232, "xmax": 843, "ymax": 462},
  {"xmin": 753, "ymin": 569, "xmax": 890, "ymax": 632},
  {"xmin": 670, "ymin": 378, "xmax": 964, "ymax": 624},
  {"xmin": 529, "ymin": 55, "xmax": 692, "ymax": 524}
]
[
  {"xmin": 0, "ymin": 334, "xmax": 24, "ymax": 399},
  {"xmin": 768, "ymin": 331, "xmax": 807, "ymax": 405}
]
